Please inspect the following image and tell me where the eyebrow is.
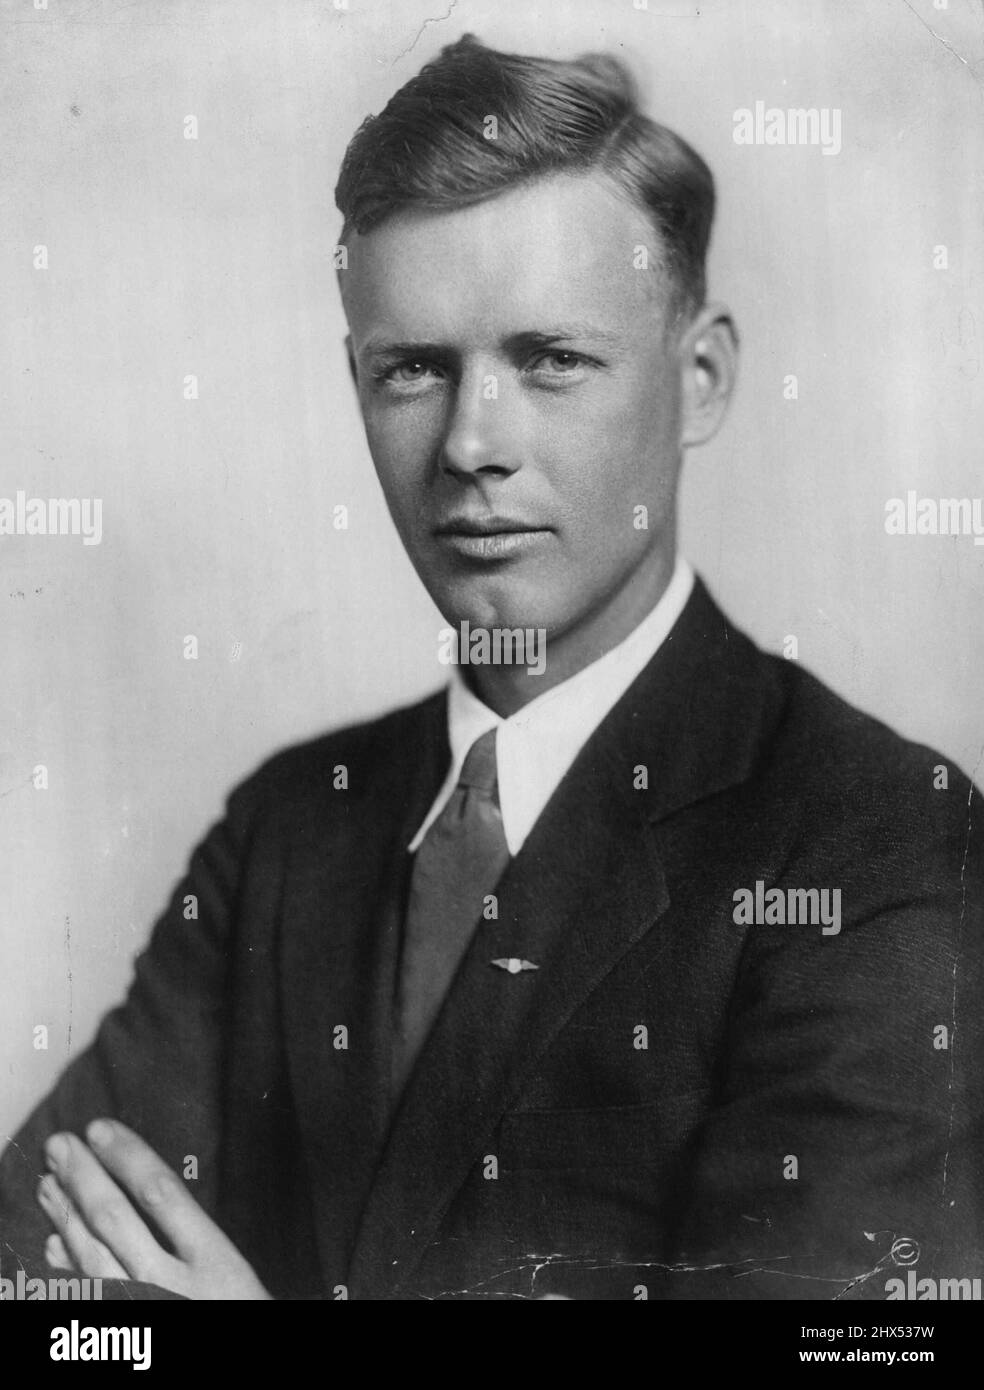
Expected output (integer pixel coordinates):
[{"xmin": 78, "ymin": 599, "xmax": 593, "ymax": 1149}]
[
  {"xmin": 514, "ymin": 326, "xmax": 623, "ymax": 349},
  {"xmin": 360, "ymin": 340, "xmax": 449, "ymax": 362},
  {"xmin": 360, "ymin": 325, "xmax": 623, "ymax": 359}
]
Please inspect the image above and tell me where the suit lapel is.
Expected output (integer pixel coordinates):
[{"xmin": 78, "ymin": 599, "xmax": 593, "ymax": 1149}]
[
  {"xmin": 348, "ymin": 734, "xmax": 668, "ymax": 1297},
  {"xmin": 280, "ymin": 694, "xmax": 447, "ymax": 1289},
  {"xmin": 348, "ymin": 577, "xmax": 774, "ymax": 1297}
]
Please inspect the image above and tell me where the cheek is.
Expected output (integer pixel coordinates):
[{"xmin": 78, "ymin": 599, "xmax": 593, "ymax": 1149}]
[
  {"xmin": 607, "ymin": 372, "xmax": 681, "ymax": 465},
  {"xmin": 362, "ymin": 402, "xmax": 439, "ymax": 508},
  {"xmin": 551, "ymin": 388, "xmax": 678, "ymax": 535}
]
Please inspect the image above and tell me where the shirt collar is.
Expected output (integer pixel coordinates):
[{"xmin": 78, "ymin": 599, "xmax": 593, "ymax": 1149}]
[{"xmin": 409, "ymin": 555, "xmax": 695, "ymax": 855}]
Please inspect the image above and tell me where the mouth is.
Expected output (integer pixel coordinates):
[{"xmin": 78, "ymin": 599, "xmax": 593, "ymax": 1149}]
[{"xmin": 433, "ymin": 516, "xmax": 553, "ymax": 561}]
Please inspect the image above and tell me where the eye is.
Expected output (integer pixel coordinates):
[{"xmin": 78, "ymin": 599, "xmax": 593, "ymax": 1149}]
[
  {"xmin": 392, "ymin": 360, "xmax": 433, "ymax": 380},
  {"xmin": 534, "ymin": 350, "xmax": 584, "ymax": 373},
  {"xmin": 378, "ymin": 359, "xmax": 445, "ymax": 388}
]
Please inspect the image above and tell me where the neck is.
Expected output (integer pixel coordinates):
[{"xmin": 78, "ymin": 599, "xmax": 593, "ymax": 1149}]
[{"xmin": 464, "ymin": 546, "xmax": 677, "ymax": 718}]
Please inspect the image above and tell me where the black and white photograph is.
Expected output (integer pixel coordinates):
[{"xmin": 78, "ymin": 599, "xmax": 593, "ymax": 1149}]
[{"xmin": 1, "ymin": 0, "xmax": 982, "ymax": 1345}]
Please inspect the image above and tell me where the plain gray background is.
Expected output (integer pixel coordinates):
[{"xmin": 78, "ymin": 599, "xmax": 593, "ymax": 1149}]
[{"xmin": 2, "ymin": 0, "xmax": 983, "ymax": 1140}]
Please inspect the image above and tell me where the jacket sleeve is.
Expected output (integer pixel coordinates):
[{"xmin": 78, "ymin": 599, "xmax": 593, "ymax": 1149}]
[
  {"xmin": 0, "ymin": 777, "xmax": 258, "ymax": 1295},
  {"xmin": 662, "ymin": 769, "xmax": 984, "ymax": 1299}
]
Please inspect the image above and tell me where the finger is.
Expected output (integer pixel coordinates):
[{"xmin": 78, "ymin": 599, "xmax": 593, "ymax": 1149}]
[
  {"xmin": 37, "ymin": 1173, "xmax": 129, "ymax": 1280},
  {"xmin": 84, "ymin": 1119, "xmax": 229, "ymax": 1265},
  {"xmin": 44, "ymin": 1232, "xmax": 75, "ymax": 1271},
  {"xmin": 43, "ymin": 1132, "xmax": 169, "ymax": 1284}
]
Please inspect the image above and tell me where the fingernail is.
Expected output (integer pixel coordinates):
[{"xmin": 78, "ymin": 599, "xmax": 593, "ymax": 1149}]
[
  {"xmin": 86, "ymin": 1119, "xmax": 113, "ymax": 1147},
  {"xmin": 44, "ymin": 1134, "xmax": 69, "ymax": 1169},
  {"xmin": 37, "ymin": 1174, "xmax": 57, "ymax": 1203}
]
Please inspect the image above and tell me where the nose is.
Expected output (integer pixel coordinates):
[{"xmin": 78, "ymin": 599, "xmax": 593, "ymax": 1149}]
[{"xmin": 439, "ymin": 367, "xmax": 521, "ymax": 479}]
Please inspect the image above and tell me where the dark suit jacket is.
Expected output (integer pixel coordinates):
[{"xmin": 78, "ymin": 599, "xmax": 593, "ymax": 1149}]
[{"xmin": 2, "ymin": 579, "xmax": 982, "ymax": 1299}]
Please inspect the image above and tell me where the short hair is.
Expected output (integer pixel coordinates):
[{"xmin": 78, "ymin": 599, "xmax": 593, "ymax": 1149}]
[{"xmin": 334, "ymin": 34, "xmax": 715, "ymax": 316}]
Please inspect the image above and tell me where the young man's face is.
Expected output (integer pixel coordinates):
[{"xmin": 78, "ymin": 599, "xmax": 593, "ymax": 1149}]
[{"xmin": 342, "ymin": 172, "xmax": 708, "ymax": 682}]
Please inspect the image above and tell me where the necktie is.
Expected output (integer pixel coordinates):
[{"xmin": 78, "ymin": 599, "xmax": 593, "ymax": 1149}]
[{"xmin": 392, "ymin": 728, "xmax": 510, "ymax": 1096}]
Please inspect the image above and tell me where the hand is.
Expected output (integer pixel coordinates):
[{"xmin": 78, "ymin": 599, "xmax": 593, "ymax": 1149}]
[{"xmin": 36, "ymin": 1119, "xmax": 271, "ymax": 1300}]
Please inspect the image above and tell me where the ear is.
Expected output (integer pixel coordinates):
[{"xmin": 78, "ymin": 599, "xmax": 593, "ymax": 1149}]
[
  {"xmin": 344, "ymin": 334, "xmax": 358, "ymax": 390},
  {"xmin": 677, "ymin": 303, "xmax": 739, "ymax": 448}
]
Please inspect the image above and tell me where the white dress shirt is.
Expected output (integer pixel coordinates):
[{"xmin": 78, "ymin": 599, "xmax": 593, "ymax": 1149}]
[{"xmin": 409, "ymin": 555, "xmax": 695, "ymax": 857}]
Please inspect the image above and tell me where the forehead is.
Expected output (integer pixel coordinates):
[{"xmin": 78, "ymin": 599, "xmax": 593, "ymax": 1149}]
[{"xmin": 341, "ymin": 172, "xmax": 667, "ymax": 344}]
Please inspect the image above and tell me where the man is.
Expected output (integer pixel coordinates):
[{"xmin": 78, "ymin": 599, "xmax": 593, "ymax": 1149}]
[{"xmin": 2, "ymin": 36, "xmax": 981, "ymax": 1301}]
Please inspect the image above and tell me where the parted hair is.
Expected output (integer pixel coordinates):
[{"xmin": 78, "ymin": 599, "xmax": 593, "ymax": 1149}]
[{"xmin": 334, "ymin": 34, "xmax": 715, "ymax": 314}]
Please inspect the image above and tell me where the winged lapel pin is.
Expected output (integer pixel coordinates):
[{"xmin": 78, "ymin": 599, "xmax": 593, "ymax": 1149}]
[{"xmin": 491, "ymin": 958, "xmax": 539, "ymax": 974}]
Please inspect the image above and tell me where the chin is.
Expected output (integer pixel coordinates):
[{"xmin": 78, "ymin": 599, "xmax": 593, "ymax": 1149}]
[{"xmin": 434, "ymin": 583, "xmax": 559, "ymax": 635}]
